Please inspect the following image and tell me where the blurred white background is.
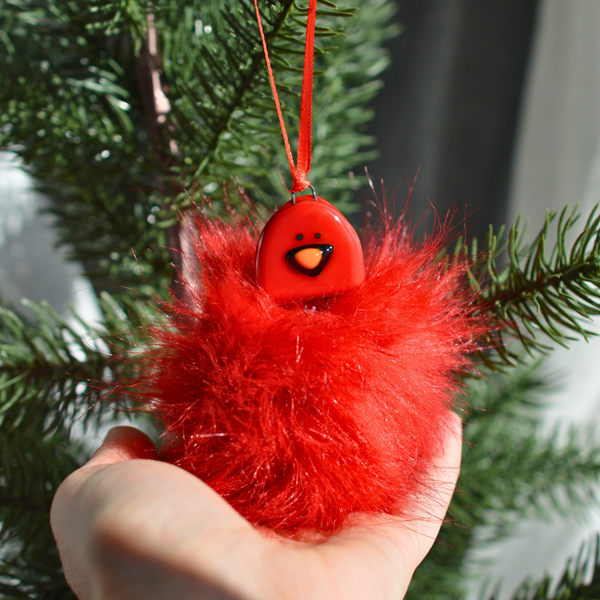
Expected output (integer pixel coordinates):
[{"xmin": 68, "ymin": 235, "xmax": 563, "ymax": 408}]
[
  {"xmin": 468, "ymin": 1, "xmax": 600, "ymax": 597},
  {"xmin": 0, "ymin": 152, "xmax": 102, "ymax": 325}
]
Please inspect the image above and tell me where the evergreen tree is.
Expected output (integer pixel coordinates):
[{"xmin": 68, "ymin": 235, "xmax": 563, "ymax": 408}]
[{"xmin": 2, "ymin": 1, "xmax": 600, "ymax": 598}]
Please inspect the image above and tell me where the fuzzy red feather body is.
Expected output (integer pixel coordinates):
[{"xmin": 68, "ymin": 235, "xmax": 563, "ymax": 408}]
[{"xmin": 140, "ymin": 210, "xmax": 486, "ymax": 534}]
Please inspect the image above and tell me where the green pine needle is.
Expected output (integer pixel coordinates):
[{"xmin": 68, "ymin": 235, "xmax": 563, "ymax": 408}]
[
  {"xmin": 463, "ymin": 204, "xmax": 600, "ymax": 367},
  {"xmin": 160, "ymin": 0, "xmax": 397, "ymax": 213},
  {"xmin": 1, "ymin": 0, "xmax": 398, "ymax": 292},
  {"xmin": 0, "ymin": 296, "xmax": 145, "ymax": 438},
  {"xmin": 0, "ymin": 428, "xmax": 79, "ymax": 600}
]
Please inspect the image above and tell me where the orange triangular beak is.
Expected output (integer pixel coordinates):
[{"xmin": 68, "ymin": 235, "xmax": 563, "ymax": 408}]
[
  {"xmin": 286, "ymin": 244, "xmax": 333, "ymax": 277},
  {"xmin": 294, "ymin": 247, "xmax": 323, "ymax": 270}
]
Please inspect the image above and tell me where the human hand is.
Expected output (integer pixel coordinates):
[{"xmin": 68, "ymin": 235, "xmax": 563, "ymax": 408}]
[{"xmin": 51, "ymin": 416, "xmax": 462, "ymax": 600}]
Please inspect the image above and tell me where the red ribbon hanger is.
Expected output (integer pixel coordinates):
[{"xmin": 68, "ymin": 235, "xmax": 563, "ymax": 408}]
[{"xmin": 253, "ymin": 0, "xmax": 317, "ymax": 194}]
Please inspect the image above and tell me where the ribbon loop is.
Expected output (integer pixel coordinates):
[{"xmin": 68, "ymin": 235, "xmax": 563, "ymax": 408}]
[{"xmin": 254, "ymin": 0, "xmax": 317, "ymax": 194}]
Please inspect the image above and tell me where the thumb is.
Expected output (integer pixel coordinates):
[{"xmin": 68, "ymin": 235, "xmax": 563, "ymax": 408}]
[
  {"xmin": 50, "ymin": 427, "xmax": 156, "ymax": 599},
  {"xmin": 88, "ymin": 426, "xmax": 158, "ymax": 467}
]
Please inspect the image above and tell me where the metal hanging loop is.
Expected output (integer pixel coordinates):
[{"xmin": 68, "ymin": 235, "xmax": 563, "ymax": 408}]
[{"xmin": 291, "ymin": 184, "xmax": 318, "ymax": 205}]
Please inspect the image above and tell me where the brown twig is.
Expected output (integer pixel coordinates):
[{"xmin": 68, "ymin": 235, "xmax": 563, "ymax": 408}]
[{"xmin": 138, "ymin": 12, "xmax": 183, "ymax": 296}]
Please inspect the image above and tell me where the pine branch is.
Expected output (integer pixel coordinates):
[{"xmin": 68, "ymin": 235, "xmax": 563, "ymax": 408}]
[
  {"xmin": 0, "ymin": 429, "xmax": 79, "ymax": 600},
  {"xmin": 463, "ymin": 363, "xmax": 600, "ymax": 545},
  {"xmin": 160, "ymin": 0, "xmax": 397, "ymax": 213},
  {"xmin": 0, "ymin": 296, "xmax": 154, "ymax": 597},
  {"xmin": 163, "ymin": 0, "xmax": 296, "ymax": 183},
  {"xmin": 463, "ymin": 423, "xmax": 600, "ymax": 541},
  {"xmin": 0, "ymin": 295, "xmax": 144, "ymax": 438},
  {"xmin": 0, "ymin": 429, "xmax": 82, "ymax": 550},
  {"xmin": 0, "ymin": 0, "xmax": 173, "ymax": 293},
  {"xmin": 494, "ymin": 536, "xmax": 600, "ymax": 600},
  {"xmin": 408, "ymin": 360, "xmax": 600, "ymax": 600},
  {"xmin": 464, "ymin": 204, "xmax": 600, "ymax": 367},
  {"xmin": 461, "ymin": 359, "xmax": 550, "ymax": 423},
  {"xmin": 1, "ymin": 0, "xmax": 397, "ymax": 293},
  {"xmin": 80, "ymin": 0, "xmax": 151, "ymax": 53}
]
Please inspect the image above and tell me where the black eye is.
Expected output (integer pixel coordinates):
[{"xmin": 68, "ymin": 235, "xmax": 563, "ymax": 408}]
[
  {"xmin": 315, "ymin": 233, "xmax": 321, "ymax": 239},
  {"xmin": 296, "ymin": 234, "xmax": 304, "ymax": 241}
]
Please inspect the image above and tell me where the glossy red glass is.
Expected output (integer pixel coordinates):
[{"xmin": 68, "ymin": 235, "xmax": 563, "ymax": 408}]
[{"xmin": 256, "ymin": 196, "xmax": 365, "ymax": 303}]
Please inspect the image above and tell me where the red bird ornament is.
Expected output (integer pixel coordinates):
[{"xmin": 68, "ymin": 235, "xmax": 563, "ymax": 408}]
[
  {"xmin": 132, "ymin": 0, "xmax": 489, "ymax": 537},
  {"xmin": 135, "ymin": 201, "xmax": 487, "ymax": 536}
]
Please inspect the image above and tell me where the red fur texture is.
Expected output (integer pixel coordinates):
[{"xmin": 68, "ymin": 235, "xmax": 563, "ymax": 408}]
[{"xmin": 139, "ymin": 210, "xmax": 486, "ymax": 534}]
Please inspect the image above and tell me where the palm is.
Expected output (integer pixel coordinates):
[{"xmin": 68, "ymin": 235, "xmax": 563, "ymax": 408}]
[{"xmin": 51, "ymin": 423, "xmax": 461, "ymax": 600}]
